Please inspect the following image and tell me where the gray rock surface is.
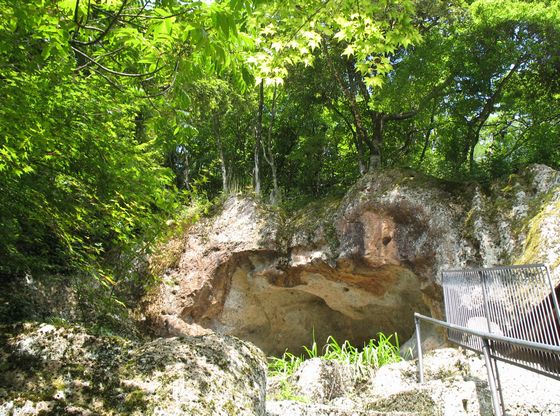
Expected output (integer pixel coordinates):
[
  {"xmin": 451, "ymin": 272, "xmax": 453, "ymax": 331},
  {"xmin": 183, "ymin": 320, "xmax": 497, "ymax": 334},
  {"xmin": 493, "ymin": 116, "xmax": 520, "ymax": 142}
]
[
  {"xmin": 288, "ymin": 358, "xmax": 353, "ymax": 402},
  {"xmin": 266, "ymin": 348, "xmax": 560, "ymax": 416},
  {"xmin": 0, "ymin": 322, "xmax": 267, "ymax": 416}
]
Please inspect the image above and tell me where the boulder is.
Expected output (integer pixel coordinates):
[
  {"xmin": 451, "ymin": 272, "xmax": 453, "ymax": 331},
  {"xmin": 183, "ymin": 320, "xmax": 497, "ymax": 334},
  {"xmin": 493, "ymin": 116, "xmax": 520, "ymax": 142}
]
[
  {"xmin": 288, "ymin": 358, "xmax": 352, "ymax": 402},
  {"xmin": 0, "ymin": 322, "xmax": 267, "ymax": 416}
]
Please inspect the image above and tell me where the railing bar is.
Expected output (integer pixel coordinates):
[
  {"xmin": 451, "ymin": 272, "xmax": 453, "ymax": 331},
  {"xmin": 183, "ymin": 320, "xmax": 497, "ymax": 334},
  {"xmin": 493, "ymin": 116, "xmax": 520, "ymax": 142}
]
[
  {"xmin": 487, "ymin": 354, "xmax": 560, "ymax": 381},
  {"xmin": 505, "ymin": 269, "xmax": 522, "ymax": 360},
  {"xmin": 524, "ymin": 270, "xmax": 541, "ymax": 343},
  {"xmin": 415, "ymin": 313, "xmax": 560, "ymax": 380},
  {"xmin": 516, "ymin": 268, "xmax": 533, "ymax": 344},
  {"xmin": 541, "ymin": 292, "xmax": 557, "ymax": 345},
  {"xmin": 482, "ymin": 338, "xmax": 503, "ymax": 416},
  {"xmin": 414, "ymin": 313, "xmax": 560, "ymax": 355},
  {"xmin": 491, "ymin": 349, "xmax": 506, "ymax": 416},
  {"xmin": 485, "ymin": 270, "xmax": 508, "ymax": 416},
  {"xmin": 484, "ymin": 270, "xmax": 494, "ymax": 330},
  {"xmin": 470, "ymin": 273, "xmax": 482, "ymax": 349},
  {"xmin": 449, "ymin": 272, "xmax": 460, "ymax": 343},
  {"xmin": 520, "ymin": 268, "xmax": 542, "ymax": 368},
  {"xmin": 415, "ymin": 315, "xmax": 424, "ymax": 384},
  {"xmin": 418, "ymin": 312, "xmax": 560, "ymax": 377},
  {"xmin": 443, "ymin": 275, "xmax": 452, "ymax": 336},
  {"xmin": 457, "ymin": 281, "xmax": 465, "ymax": 344},
  {"xmin": 539, "ymin": 268, "xmax": 560, "ymax": 363},
  {"xmin": 475, "ymin": 271, "xmax": 484, "ymax": 349},
  {"xmin": 495, "ymin": 270, "xmax": 511, "ymax": 360},
  {"xmin": 509, "ymin": 270, "xmax": 528, "ymax": 338},
  {"xmin": 545, "ymin": 265, "xmax": 560, "ymax": 344},
  {"xmin": 453, "ymin": 338, "xmax": 559, "ymax": 379},
  {"xmin": 443, "ymin": 281, "xmax": 452, "ymax": 342},
  {"xmin": 489, "ymin": 270, "xmax": 506, "ymax": 334},
  {"xmin": 536, "ymin": 267, "xmax": 553, "ymax": 346},
  {"xmin": 501, "ymin": 272, "xmax": 520, "ymax": 356},
  {"xmin": 532, "ymin": 271, "xmax": 553, "ymax": 346},
  {"xmin": 543, "ymin": 294, "xmax": 560, "ymax": 344},
  {"xmin": 502, "ymin": 270, "xmax": 518, "ymax": 337},
  {"xmin": 445, "ymin": 263, "xmax": 547, "ymax": 274},
  {"xmin": 458, "ymin": 278, "xmax": 467, "ymax": 345}
]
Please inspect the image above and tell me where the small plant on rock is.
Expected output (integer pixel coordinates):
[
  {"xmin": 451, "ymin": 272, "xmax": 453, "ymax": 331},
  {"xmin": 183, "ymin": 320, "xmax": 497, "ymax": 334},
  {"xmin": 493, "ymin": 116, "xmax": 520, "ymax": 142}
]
[{"xmin": 267, "ymin": 332, "xmax": 402, "ymax": 379}]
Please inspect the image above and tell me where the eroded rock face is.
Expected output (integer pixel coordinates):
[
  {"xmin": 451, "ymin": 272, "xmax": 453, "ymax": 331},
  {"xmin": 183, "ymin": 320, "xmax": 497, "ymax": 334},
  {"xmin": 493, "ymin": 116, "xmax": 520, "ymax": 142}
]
[
  {"xmin": 143, "ymin": 165, "xmax": 560, "ymax": 355},
  {"xmin": 0, "ymin": 322, "xmax": 267, "ymax": 416}
]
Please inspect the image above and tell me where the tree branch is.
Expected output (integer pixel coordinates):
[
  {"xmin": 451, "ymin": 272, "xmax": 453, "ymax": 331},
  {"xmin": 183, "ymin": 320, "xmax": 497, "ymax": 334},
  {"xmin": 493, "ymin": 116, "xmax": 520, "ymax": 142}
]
[
  {"xmin": 74, "ymin": 46, "xmax": 125, "ymax": 72},
  {"xmin": 71, "ymin": 45, "xmax": 162, "ymax": 78},
  {"xmin": 72, "ymin": 0, "xmax": 129, "ymax": 46}
]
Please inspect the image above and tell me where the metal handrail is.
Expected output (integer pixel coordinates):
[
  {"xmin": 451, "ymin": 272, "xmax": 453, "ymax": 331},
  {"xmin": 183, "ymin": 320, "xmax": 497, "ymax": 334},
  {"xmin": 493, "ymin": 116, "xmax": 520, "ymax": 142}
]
[
  {"xmin": 414, "ymin": 313, "xmax": 560, "ymax": 356},
  {"xmin": 414, "ymin": 264, "xmax": 560, "ymax": 416},
  {"xmin": 415, "ymin": 313, "xmax": 560, "ymax": 416},
  {"xmin": 443, "ymin": 263, "xmax": 552, "ymax": 273}
]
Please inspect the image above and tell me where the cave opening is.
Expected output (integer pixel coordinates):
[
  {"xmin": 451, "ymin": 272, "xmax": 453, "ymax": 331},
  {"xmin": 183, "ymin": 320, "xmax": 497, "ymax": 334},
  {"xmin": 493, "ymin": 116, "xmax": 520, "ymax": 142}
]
[{"xmin": 212, "ymin": 260, "xmax": 430, "ymax": 356}]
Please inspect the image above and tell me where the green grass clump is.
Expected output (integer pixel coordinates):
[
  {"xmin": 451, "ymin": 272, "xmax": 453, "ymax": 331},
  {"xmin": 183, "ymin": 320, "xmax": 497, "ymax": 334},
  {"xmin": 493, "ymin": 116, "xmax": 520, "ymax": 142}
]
[
  {"xmin": 268, "ymin": 350, "xmax": 305, "ymax": 379},
  {"xmin": 268, "ymin": 332, "xmax": 402, "ymax": 379}
]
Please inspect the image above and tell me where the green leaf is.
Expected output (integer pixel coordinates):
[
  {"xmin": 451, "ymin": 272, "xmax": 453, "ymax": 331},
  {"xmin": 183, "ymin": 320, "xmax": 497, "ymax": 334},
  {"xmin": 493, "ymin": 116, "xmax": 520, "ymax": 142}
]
[{"xmin": 342, "ymin": 45, "xmax": 354, "ymax": 57}]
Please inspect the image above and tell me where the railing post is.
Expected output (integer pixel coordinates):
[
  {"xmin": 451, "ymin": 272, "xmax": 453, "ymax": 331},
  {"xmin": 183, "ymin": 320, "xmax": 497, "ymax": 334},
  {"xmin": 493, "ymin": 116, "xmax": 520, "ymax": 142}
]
[
  {"xmin": 482, "ymin": 338, "xmax": 504, "ymax": 416},
  {"xmin": 479, "ymin": 270, "xmax": 505, "ymax": 414},
  {"xmin": 415, "ymin": 314, "xmax": 424, "ymax": 384}
]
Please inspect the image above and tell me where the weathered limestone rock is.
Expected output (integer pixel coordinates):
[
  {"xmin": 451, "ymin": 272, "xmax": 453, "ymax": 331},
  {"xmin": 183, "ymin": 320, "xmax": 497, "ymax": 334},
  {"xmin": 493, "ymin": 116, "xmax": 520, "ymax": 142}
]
[
  {"xmin": 266, "ymin": 348, "xmax": 560, "ymax": 416},
  {"xmin": 143, "ymin": 165, "xmax": 560, "ymax": 355},
  {"xmin": 0, "ymin": 322, "xmax": 267, "ymax": 416},
  {"xmin": 289, "ymin": 358, "xmax": 352, "ymax": 402}
]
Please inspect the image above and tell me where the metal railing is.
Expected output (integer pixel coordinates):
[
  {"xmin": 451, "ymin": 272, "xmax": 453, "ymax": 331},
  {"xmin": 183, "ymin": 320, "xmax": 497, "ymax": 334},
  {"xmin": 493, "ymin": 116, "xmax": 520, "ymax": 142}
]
[{"xmin": 415, "ymin": 264, "xmax": 560, "ymax": 416}]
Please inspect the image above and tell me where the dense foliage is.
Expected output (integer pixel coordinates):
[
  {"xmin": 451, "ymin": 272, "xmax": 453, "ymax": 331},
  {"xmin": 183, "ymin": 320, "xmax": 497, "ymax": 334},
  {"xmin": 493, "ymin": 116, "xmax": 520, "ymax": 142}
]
[{"xmin": 1, "ymin": 0, "xmax": 559, "ymax": 280}]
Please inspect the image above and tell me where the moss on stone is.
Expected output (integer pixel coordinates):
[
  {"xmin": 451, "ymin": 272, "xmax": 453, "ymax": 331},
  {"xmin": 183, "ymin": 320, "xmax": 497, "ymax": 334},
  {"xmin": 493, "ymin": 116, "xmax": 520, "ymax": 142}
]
[
  {"xmin": 284, "ymin": 195, "xmax": 342, "ymax": 247},
  {"xmin": 367, "ymin": 389, "xmax": 441, "ymax": 416},
  {"xmin": 122, "ymin": 389, "xmax": 148, "ymax": 413},
  {"xmin": 517, "ymin": 200, "xmax": 560, "ymax": 266},
  {"xmin": 223, "ymin": 399, "xmax": 236, "ymax": 415}
]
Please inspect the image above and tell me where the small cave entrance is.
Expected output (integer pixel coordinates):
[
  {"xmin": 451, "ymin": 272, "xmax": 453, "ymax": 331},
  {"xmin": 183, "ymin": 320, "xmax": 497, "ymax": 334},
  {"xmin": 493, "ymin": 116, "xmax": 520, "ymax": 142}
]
[{"xmin": 210, "ymin": 260, "xmax": 431, "ymax": 356}]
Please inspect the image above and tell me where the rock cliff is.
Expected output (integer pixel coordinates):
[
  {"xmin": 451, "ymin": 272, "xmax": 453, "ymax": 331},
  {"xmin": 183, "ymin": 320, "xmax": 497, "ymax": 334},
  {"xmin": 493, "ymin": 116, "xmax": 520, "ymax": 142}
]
[{"xmin": 143, "ymin": 165, "xmax": 560, "ymax": 355}]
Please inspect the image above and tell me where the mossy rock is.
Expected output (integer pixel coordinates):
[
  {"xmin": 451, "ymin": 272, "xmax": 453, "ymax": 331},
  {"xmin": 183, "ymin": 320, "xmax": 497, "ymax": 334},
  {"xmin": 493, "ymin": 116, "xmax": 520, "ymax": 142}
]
[
  {"xmin": 367, "ymin": 389, "xmax": 441, "ymax": 416},
  {"xmin": 0, "ymin": 322, "xmax": 266, "ymax": 416}
]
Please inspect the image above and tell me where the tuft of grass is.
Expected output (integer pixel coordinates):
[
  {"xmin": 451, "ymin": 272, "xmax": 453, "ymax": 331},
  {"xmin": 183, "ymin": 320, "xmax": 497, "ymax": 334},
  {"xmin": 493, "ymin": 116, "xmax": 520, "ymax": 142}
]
[
  {"xmin": 362, "ymin": 333, "xmax": 403, "ymax": 368},
  {"xmin": 273, "ymin": 379, "xmax": 310, "ymax": 402},
  {"xmin": 268, "ymin": 351, "xmax": 304, "ymax": 378},
  {"xmin": 268, "ymin": 332, "xmax": 402, "ymax": 379}
]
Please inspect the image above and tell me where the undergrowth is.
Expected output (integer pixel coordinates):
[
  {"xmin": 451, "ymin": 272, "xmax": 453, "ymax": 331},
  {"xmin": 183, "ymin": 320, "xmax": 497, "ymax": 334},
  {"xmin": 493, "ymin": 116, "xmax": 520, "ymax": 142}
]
[
  {"xmin": 268, "ymin": 332, "xmax": 402, "ymax": 381},
  {"xmin": 148, "ymin": 196, "xmax": 212, "ymax": 277}
]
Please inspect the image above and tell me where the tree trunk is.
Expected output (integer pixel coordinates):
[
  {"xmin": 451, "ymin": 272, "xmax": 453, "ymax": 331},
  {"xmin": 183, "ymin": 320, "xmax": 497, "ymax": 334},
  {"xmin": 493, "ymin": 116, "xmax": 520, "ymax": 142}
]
[
  {"xmin": 324, "ymin": 46, "xmax": 371, "ymax": 175},
  {"xmin": 183, "ymin": 148, "xmax": 190, "ymax": 190},
  {"xmin": 254, "ymin": 80, "xmax": 264, "ymax": 195},
  {"xmin": 262, "ymin": 84, "xmax": 279, "ymax": 204},
  {"xmin": 466, "ymin": 59, "xmax": 522, "ymax": 173},
  {"xmin": 370, "ymin": 115, "xmax": 383, "ymax": 170},
  {"xmin": 213, "ymin": 114, "xmax": 228, "ymax": 193},
  {"xmin": 419, "ymin": 105, "xmax": 437, "ymax": 166},
  {"xmin": 326, "ymin": 101, "xmax": 366, "ymax": 175}
]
